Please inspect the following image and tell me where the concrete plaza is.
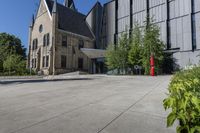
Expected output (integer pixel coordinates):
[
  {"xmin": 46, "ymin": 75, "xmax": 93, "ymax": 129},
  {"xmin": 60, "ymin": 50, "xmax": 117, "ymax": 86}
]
[{"xmin": 0, "ymin": 75, "xmax": 176, "ymax": 133}]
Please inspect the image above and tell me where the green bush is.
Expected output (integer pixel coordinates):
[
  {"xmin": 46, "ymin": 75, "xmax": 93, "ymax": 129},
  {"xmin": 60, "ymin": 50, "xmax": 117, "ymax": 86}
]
[
  {"xmin": 1, "ymin": 54, "xmax": 36, "ymax": 76},
  {"xmin": 163, "ymin": 67, "xmax": 200, "ymax": 133}
]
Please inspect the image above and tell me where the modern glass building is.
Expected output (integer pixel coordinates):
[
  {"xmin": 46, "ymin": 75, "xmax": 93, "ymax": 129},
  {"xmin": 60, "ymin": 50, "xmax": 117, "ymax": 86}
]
[{"xmin": 98, "ymin": 0, "xmax": 200, "ymax": 68}]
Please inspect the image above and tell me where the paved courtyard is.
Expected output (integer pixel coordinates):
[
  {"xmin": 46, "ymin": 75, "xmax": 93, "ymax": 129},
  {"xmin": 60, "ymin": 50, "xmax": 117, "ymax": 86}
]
[{"xmin": 0, "ymin": 75, "xmax": 176, "ymax": 133}]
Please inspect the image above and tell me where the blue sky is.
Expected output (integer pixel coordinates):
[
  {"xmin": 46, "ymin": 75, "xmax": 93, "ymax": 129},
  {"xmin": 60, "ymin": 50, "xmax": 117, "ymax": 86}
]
[{"xmin": 0, "ymin": 0, "xmax": 109, "ymax": 49}]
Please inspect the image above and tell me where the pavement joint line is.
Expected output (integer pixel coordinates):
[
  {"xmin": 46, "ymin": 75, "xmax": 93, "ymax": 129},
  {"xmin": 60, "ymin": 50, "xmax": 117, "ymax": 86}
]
[
  {"xmin": 8, "ymin": 93, "xmax": 120, "ymax": 133},
  {"xmin": 130, "ymin": 110, "xmax": 167, "ymax": 119},
  {"xmin": 97, "ymin": 78, "xmax": 165, "ymax": 133}
]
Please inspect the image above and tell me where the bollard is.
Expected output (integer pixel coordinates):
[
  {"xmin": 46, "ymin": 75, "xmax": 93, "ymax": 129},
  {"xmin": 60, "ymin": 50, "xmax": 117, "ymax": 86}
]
[
  {"xmin": 151, "ymin": 66, "xmax": 155, "ymax": 76},
  {"xmin": 150, "ymin": 55, "xmax": 155, "ymax": 76}
]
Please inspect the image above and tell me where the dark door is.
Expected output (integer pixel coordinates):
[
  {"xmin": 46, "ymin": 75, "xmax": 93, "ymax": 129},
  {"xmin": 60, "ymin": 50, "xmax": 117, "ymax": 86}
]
[{"xmin": 78, "ymin": 58, "xmax": 83, "ymax": 70}]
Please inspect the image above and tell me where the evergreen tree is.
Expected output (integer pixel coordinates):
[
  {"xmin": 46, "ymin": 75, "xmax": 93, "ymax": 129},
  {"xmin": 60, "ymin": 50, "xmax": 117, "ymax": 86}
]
[
  {"xmin": 105, "ymin": 31, "xmax": 130, "ymax": 74},
  {"xmin": 117, "ymin": 31, "xmax": 130, "ymax": 74},
  {"xmin": 105, "ymin": 19, "xmax": 165, "ymax": 75},
  {"xmin": 128, "ymin": 23, "xmax": 143, "ymax": 67},
  {"xmin": 142, "ymin": 18, "xmax": 165, "ymax": 75},
  {"xmin": 105, "ymin": 44, "xmax": 119, "ymax": 70}
]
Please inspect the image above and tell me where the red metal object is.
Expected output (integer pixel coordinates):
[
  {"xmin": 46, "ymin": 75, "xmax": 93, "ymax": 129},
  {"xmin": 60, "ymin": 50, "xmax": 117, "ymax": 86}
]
[
  {"xmin": 150, "ymin": 55, "xmax": 155, "ymax": 66},
  {"xmin": 151, "ymin": 66, "xmax": 155, "ymax": 76},
  {"xmin": 150, "ymin": 55, "xmax": 155, "ymax": 76}
]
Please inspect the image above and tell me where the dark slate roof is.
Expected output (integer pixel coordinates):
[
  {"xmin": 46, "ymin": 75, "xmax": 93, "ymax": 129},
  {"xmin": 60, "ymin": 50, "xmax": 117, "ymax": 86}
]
[
  {"xmin": 64, "ymin": 0, "xmax": 76, "ymax": 10},
  {"xmin": 46, "ymin": 0, "xmax": 54, "ymax": 13},
  {"xmin": 46, "ymin": 0, "xmax": 94, "ymax": 40}
]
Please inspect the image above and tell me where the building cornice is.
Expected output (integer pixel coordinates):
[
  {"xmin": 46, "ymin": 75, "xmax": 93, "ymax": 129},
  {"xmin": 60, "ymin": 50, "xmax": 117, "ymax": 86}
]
[{"xmin": 58, "ymin": 29, "xmax": 95, "ymax": 41}]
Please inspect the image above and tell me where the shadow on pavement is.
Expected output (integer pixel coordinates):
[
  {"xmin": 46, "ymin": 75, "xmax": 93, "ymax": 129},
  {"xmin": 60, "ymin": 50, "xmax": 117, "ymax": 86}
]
[{"xmin": 0, "ymin": 78, "xmax": 93, "ymax": 85}]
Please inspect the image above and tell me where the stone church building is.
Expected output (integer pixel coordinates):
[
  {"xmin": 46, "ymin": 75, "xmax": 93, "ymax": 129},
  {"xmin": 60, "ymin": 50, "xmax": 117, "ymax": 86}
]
[{"xmin": 28, "ymin": 0, "xmax": 104, "ymax": 75}]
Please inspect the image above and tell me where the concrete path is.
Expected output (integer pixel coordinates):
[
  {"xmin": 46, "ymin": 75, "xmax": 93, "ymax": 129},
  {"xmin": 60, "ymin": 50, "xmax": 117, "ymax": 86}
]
[{"xmin": 0, "ymin": 75, "xmax": 176, "ymax": 133}]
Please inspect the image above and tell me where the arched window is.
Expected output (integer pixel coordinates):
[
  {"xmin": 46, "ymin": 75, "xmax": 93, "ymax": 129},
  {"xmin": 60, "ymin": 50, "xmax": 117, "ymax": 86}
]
[
  {"xmin": 43, "ymin": 33, "xmax": 50, "ymax": 47},
  {"xmin": 32, "ymin": 40, "xmax": 35, "ymax": 50},
  {"xmin": 32, "ymin": 39, "xmax": 38, "ymax": 50},
  {"xmin": 39, "ymin": 25, "xmax": 43, "ymax": 33},
  {"xmin": 35, "ymin": 39, "xmax": 38, "ymax": 49},
  {"xmin": 47, "ymin": 33, "xmax": 50, "ymax": 46},
  {"xmin": 43, "ymin": 35, "xmax": 46, "ymax": 46}
]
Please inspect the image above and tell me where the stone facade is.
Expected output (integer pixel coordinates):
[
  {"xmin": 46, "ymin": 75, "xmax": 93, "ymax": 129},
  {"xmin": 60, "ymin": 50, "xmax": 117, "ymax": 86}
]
[
  {"xmin": 28, "ymin": 0, "xmax": 94, "ymax": 75},
  {"xmin": 54, "ymin": 30, "xmax": 94, "ymax": 75}
]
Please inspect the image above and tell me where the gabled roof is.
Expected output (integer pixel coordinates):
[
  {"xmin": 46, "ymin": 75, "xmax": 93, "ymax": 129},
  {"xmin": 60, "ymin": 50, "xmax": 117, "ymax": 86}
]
[
  {"xmin": 86, "ymin": 1, "xmax": 102, "ymax": 18},
  {"xmin": 46, "ymin": 0, "xmax": 95, "ymax": 40},
  {"xmin": 64, "ymin": 0, "xmax": 76, "ymax": 11}
]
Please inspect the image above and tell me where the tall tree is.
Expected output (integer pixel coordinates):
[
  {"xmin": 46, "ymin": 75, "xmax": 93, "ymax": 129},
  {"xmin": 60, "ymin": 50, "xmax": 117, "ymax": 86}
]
[
  {"xmin": 117, "ymin": 31, "xmax": 130, "ymax": 74},
  {"xmin": 105, "ymin": 44, "xmax": 119, "ymax": 70},
  {"xmin": 142, "ymin": 18, "xmax": 165, "ymax": 75},
  {"xmin": 0, "ymin": 33, "xmax": 26, "ymax": 58},
  {"xmin": 128, "ymin": 23, "xmax": 143, "ymax": 67},
  {"xmin": 0, "ymin": 46, "xmax": 8, "ymax": 72},
  {"xmin": 0, "ymin": 33, "xmax": 26, "ymax": 73},
  {"xmin": 105, "ymin": 31, "xmax": 130, "ymax": 74}
]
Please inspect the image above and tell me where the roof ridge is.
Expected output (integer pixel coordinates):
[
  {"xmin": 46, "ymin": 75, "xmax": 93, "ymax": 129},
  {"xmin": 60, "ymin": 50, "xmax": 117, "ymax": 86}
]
[
  {"xmin": 86, "ymin": 1, "xmax": 102, "ymax": 17},
  {"xmin": 45, "ymin": 0, "xmax": 94, "ymax": 39},
  {"xmin": 56, "ymin": 0, "xmax": 86, "ymax": 17}
]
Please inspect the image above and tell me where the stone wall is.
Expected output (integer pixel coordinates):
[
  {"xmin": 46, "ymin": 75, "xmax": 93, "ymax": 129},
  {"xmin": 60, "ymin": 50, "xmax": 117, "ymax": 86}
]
[
  {"xmin": 29, "ymin": 0, "xmax": 52, "ymax": 75},
  {"xmin": 54, "ymin": 30, "xmax": 94, "ymax": 74}
]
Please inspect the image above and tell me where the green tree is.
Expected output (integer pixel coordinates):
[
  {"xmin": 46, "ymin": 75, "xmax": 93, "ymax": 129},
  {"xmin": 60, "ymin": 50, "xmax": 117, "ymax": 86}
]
[
  {"xmin": 3, "ymin": 54, "xmax": 26, "ymax": 75},
  {"xmin": 0, "ymin": 33, "xmax": 27, "ymax": 74},
  {"xmin": 117, "ymin": 31, "xmax": 130, "ymax": 74},
  {"xmin": 0, "ymin": 33, "xmax": 26, "ymax": 58},
  {"xmin": 128, "ymin": 23, "xmax": 143, "ymax": 67},
  {"xmin": 105, "ymin": 44, "xmax": 119, "ymax": 70},
  {"xmin": 142, "ymin": 18, "xmax": 165, "ymax": 75},
  {"xmin": 0, "ymin": 45, "xmax": 8, "ymax": 72},
  {"xmin": 105, "ymin": 31, "xmax": 130, "ymax": 74}
]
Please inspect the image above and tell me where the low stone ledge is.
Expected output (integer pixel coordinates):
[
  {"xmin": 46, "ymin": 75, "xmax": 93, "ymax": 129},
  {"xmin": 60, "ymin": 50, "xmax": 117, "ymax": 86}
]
[{"xmin": 0, "ymin": 76, "xmax": 43, "ymax": 80}]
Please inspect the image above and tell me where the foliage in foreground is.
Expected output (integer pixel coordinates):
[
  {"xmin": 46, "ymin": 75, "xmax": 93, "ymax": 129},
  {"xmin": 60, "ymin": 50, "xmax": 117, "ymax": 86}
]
[{"xmin": 163, "ymin": 67, "xmax": 200, "ymax": 133}]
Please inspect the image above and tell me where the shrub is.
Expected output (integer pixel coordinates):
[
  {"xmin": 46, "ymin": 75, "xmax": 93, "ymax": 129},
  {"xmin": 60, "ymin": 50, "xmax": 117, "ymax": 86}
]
[
  {"xmin": 105, "ymin": 31, "xmax": 130, "ymax": 74},
  {"xmin": 163, "ymin": 67, "xmax": 200, "ymax": 133},
  {"xmin": 2, "ymin": 54, "xmax": 35, "ymax": 76}
]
